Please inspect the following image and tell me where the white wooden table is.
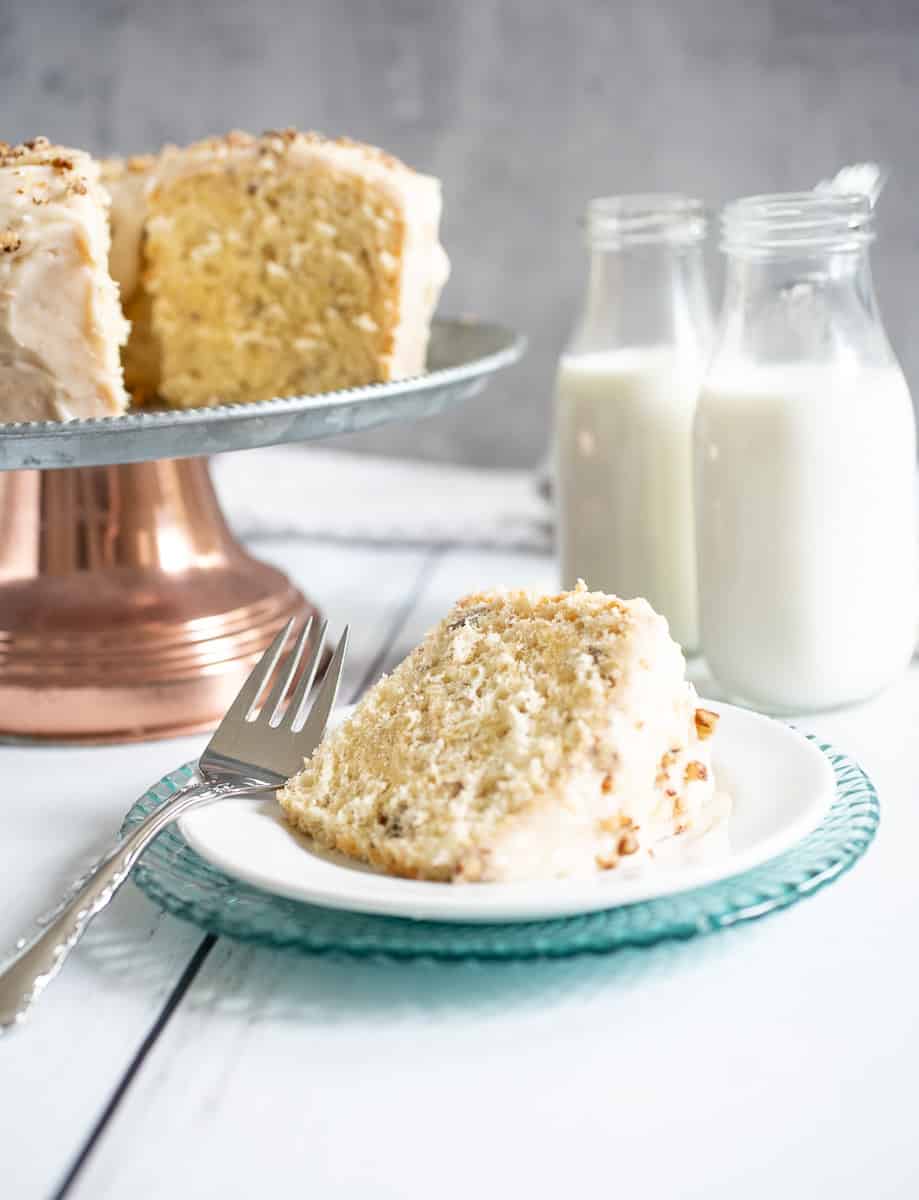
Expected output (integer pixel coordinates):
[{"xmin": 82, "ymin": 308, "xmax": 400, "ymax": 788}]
[{"xmin": 2, "ymin": 530, "xmax": 918, "ymax": 1200}]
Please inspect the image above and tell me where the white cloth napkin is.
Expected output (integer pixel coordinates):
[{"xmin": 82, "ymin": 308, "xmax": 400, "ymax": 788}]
[{"xmin": 214, "ymin": 446, "xmax": 553, "ymax": 550}]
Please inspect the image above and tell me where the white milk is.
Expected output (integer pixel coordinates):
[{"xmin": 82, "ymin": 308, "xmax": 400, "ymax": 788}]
[
  {"xmin": 555, "ymin": 346, "xmax": 703, "ymax": 651},
  {"xmin": 695, "ymin": 362, "xmax": 918, "ymax": 711}
]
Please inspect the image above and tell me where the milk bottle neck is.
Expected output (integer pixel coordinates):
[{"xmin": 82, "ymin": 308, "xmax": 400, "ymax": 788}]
[
  {"xmin": 717, "ymin": 245, "xmax": 894, "ymax": 367},
  {"xmin": 566, "ymin": 195, "xmax": 711, "ymax": 357},
  {"xmin": 577, "ymin": 240, "xmax": 712, "ymax": 354},
  {"xmin": 713, "ymin": 192, "xmax": 896, "ymax": 368}
]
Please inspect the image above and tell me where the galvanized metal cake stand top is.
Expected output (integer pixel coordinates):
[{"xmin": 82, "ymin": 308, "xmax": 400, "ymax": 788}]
[{"xmin": 0, "ymin": 318, "xmax": 524, "ymax": 742}]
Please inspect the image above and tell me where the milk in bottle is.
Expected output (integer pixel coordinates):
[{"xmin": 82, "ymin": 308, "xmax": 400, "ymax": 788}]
[
  {"xmin": 695, "ymin": 193, "xmax": 917, "ymax": 711},
  {"xmin": 555, "ymin": 195, "xmax": 712, "ymax": 652}
]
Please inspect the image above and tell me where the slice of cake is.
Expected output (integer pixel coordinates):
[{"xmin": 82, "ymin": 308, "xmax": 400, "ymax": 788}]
[
  {"xmin": 0, "ymin": 137, "xmax": 130, "ymax": 421},
  {"xmin": 132, "ymin": 128, "xmax": 449, "ymax": 409},
  {"xmin": 279, "ymin": 583, "xmax": 720, "ymax": 883}
]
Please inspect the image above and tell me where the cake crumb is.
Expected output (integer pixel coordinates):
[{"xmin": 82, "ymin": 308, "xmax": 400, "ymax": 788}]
[{"xmin": 695, "ymin": 708, "xmax": 719, "ymax": 740}]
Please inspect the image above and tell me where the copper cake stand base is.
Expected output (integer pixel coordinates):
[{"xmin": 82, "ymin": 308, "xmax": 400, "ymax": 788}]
[
  {"xmin": 0, "ymin": 458, "xmax": 314, "ymax": 743},
  {"xmin": 0, "ymin": 320, "xmax": 525, "ymax": 743}
]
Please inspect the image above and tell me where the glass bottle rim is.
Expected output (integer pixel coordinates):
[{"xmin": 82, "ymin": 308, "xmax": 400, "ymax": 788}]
[
  {"xmin": 585, "ymin": 193, "xmax": 707, "ymax": 247},
  {"xmin": 721, "ymin": 191, "xmax": 875, "ymax": 256}
]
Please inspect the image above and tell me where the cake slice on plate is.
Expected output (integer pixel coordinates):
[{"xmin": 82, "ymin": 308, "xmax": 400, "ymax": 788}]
[
  {"xmin": 125, "ymin": 128, "xmax": 449, "ymax": 409},
  {"xmin": 279, "ymin": 583, "xmax": 720, "ymax": 883},
  {"xmin": 0, "ymin": 137, "xmax": 130, "ymax": 421}
]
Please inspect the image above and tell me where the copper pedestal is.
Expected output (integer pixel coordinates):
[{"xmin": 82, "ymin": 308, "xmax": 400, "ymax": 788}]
[
  {"xmin": 0, "ymin": 458, "xmax": 312, "ymax": 742},
  {"xmin": 0, "ymin": 319, "xmax": 526, "ymax": 742}
]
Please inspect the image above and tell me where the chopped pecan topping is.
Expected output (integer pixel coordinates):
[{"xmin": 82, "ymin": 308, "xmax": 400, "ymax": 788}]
[
  {"xmin": 456, "ymin": 854, "xmax": 484, "ymax": 882},
  {"xmin": 446, "ymin": 604, "xmax": 490, "ymax": 632},
  {"xmin": 382, "ymin": 815, "xmax": 404, "ymax": 838},
  {"xmin": 617, "ymin": 832, "xmax": 639, "ymax": 856},
  {"xmin": 695, "ymin": 708, "xmax": 719, "ymax": 741},
  {"xmin": 597, "ymin": 813, "xmax": 630, "ymax": 833},
  {"xmin": 684, "ymin": 760, "xmax": 708, "ymax": 782},
  {"xmin": 656, "ymin": 747, "xmax": 681, "ymax": 785},
  {"xmin": 0, "ymin": 230, "xmax": 21, "ymax": 252},
  {"xmin": 261, "ymin": 127, "xmax": 297, "ymax": 144}
]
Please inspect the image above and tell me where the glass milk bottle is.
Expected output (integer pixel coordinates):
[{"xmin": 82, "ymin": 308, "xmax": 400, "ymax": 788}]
[
  {"xmin": 555, "ymin": 195, "xmax": 712, "ymax": 652},
  {"xmin": 695, "ymin": 192, "xmax": 917, "ymax": 712}
]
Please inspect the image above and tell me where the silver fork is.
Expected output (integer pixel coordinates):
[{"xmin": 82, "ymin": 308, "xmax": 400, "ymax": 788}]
[{"xmin": 0, "ymin": 616, "xmax": 348, "ymax": 1033}]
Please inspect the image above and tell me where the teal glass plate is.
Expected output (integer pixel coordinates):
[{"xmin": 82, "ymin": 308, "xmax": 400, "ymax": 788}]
[{"xmin": 126, "ymin": 739, "xmax": 878, "ymax": 960}]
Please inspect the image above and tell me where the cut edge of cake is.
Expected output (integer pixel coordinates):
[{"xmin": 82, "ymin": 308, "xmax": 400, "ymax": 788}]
[
  {"xmin": 118, "ymin": 128, "xmax": 450, "ymax": 410},
  {"xmin": 101, "ymin": 152, "xmax": 165, "ymax": 406}
]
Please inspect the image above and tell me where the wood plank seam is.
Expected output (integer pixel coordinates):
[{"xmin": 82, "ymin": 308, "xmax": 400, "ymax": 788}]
[
  {"xmin": 348, "ymin": 545, "xmax": 446, "ymax": 700},
  {"xmin": 50, "ymin": 935, "xmax": 218, "ymax": 1200}
]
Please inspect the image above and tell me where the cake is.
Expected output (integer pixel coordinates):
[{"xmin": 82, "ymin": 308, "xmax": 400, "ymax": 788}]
[
  {"xmin": 114, "ymin": 128, "xmax": 449, "ymax": 409},
  {"xmin": 278, "ymin": 583, "xmax": 720, "ymax": 883},
  {"xmin": 101, "ymin": 153, "xmax": 156, "ymax": 306},
  {"xmin": 0, "ymin": 137, "xmax": 130, "ymax": 421},
  {"xmin": 100, "ymin": 153, "xmax": 163, "ymax": 405}
]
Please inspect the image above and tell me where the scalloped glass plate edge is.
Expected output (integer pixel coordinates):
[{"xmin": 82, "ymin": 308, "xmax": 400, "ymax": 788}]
[{"xmin": 124, "ymin": 738, "xmax": 879, "ymax": 961}]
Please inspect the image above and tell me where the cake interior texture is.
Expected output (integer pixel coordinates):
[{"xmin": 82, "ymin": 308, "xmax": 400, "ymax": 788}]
[
  {"xmin": 101, "ymin": 154, "xmax": 162, "ymax": 406},
  {"xmin": 138, "ymin": 131, "xmax": 449, "ymax": 409},
  {"xmin": 279, "ymin": 584, "xmax": 719, "ymax": 883},
  {"xmin": 0, "ymin": 129, "xmax": 448, "ymax": 419}
]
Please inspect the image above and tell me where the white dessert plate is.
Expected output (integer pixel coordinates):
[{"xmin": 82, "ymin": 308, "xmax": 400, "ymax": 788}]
[{"xmin": 177, "ymin": 700, "xmax": 836, "ymax": 924}]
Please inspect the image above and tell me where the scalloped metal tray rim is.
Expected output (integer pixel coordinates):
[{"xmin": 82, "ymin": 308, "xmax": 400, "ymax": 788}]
[{"xmin": 0, "ymin": 317, "xmax": 525, "ymax": 470}]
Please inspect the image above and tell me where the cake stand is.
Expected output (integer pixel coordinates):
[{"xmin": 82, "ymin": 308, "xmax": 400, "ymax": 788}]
[{"xmin": 0, "ymin": 318, "xmax": 524, "ymax": 742}]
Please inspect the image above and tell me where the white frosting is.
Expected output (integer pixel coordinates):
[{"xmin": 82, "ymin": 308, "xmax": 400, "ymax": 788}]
[
  {"xmin": 101, "ymin": 157, "xmax": 157, "ymax": 305},
  {"xmin": 485, "ymin": 685, "xmax": 719, "ymax": 883},
  {"xmin": 451, "ymin": 593, "xmax": 720, "ymax": 883},
  {"xmin": 0, "ymin": 143, "xmax": 129, "ymax": 421}
]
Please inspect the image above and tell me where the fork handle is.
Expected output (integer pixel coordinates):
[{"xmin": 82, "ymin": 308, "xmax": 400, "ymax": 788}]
[{"xmin": 0, "ymin": 778, "xmax": 268, "ymax": 1032}]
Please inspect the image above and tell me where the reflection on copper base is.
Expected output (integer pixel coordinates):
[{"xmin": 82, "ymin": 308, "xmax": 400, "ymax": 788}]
[{"xmin": 0, "ymin": 458, "xmax": 315, "ymax": 742}]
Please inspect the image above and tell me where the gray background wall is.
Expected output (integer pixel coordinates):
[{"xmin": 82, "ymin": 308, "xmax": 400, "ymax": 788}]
[{"xmin": 4, "ymin": 0, "xmax": 919, "ymax": 466}]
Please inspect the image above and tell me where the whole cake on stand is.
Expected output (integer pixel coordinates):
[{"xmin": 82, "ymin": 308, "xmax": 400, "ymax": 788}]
[{"xmin": 0, "ymin": 131, "xmax": 523, "ymax": 741}]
